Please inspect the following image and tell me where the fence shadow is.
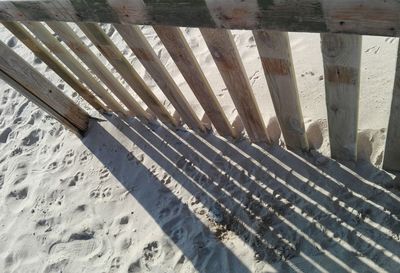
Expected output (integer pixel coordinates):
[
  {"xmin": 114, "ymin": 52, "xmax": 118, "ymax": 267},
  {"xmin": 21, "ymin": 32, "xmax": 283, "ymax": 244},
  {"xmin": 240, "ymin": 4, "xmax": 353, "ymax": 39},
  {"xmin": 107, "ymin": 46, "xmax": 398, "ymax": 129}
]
[{"xmin": 84, "ymin": 114, "xmax": 400, "ymax": 272}]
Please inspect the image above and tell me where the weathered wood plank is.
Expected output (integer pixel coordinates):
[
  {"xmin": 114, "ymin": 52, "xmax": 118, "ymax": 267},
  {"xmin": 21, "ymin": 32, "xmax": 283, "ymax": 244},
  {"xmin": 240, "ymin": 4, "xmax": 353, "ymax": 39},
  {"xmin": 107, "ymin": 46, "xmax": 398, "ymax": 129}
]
[
  {"xmin": 46, "ymin": 21, "xmax": 150, "ymax": 121},
  {"xmin": 0, "ymin": 40, "xmax": 89, "ymax": 135},
  {"xmin": 321, "ymin": 33, "xmax": 361, "ymax": 161},
  {"xmin": 78, "ymin": 22, "xmax": 178, "ymax": 127},
  {"xmin": 253, "ymin": 30, "xmax": 308, "ymax": 151},
  {"xmin": 383, "ymin": 44, "xmax": 400, "ymax": 171},
  {"xmin": 114, "ymin": 24, "xmax": 205, "ymax": 132},
  {"xmin": 153, "ymin": 25, "xmax": 235, "ymax": 138},
  {"xmin": 200, "ymin": 28, "xmax": 270, "ymax": 143},
  {"xmin": 23, "ymin": 21, "xmax": 127, "ymax": 116},
  {"xmin": 2, "ymin": 21, "xmax": 106, "ymax": 112},
  {"xmin": 0, "ymin": 0, "xmax": 400, "ymax": 37}
]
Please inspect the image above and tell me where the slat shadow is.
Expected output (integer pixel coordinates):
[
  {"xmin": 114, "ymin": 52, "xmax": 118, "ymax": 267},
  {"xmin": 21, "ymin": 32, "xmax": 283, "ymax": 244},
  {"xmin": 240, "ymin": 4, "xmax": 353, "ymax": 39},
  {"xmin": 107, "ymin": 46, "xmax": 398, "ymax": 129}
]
[{"xmin": 85, "ymin": 114, "xmax": 400, "ymax": 272}]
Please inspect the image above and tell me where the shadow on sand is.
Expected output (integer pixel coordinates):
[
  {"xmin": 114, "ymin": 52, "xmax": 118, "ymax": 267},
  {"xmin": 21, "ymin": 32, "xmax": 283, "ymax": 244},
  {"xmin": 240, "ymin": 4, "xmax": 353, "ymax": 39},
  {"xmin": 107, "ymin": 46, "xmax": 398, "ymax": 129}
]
[{"xmin": 83, "ymin": 114, "xmax": 400, "ymax": 272}]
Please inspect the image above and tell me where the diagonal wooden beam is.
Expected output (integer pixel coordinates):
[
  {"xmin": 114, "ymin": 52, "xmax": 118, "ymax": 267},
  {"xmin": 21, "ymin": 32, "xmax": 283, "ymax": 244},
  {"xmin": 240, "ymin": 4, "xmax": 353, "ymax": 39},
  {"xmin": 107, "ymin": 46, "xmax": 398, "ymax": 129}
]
[
  {"xmin": 0, "ymin": 40, "xmax": 89, "ymax": 136},
  {"xmin": 201, "ymin": 28, "xmax": 270, "ymax": 143},
  {"xmin": 47, "ymin": 21, "xmax": 151, "ymax": 121},
  {"xmin": 114, "ymin": 23, "xmax": 206, "ymax": 132},
  {"xmin": 23, "ymin": 21, "xmax": 127, "ymax": 116},
  {"xmin": 2, "ymin": 21, "xmax": 106, "ymax": 112},
  {"xmin": 153, "ymin": 25, "xmax": 235, "ymax": 138},
  {"xmin": 78, "ymin": 22, "xmax": 178, "ymax": 127}
]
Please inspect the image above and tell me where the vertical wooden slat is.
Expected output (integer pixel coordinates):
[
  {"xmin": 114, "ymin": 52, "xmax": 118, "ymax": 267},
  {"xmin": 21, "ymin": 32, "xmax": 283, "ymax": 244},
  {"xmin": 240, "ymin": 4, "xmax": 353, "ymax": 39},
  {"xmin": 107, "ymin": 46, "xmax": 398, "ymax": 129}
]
[
  {"xmin": 253, "ymin": 30, "xmax": 308, "ymax": 151},
  {"xmin": 46, "ymin": 21, "xmax": 150, "ymax": 121},
  {"xmin": 23, "ymin": 21, "xmax": 127, "ymax": 116},
  {"xmin": 153, "ymin": 26, "xmax": 236, "ymax": 138},
  {"xmin": 77, "ymin": 22, "xmax": 178, "ymax": 127},
  {"xmin": 383, "ymin": 44, "xmax": 400, "ymax": 171},
  {"xmin": 2, "ymin": 21, "xmax": 106, "ymax": 112},
  {"xmin": 114, "ymin": 24, "xmax": 206, "ymax": 133},
  {"xmin": 0, "ymin": 40, "xmax": 89, "ymax": 135},
  {"xmin": 200, "ymin": 28, "xmax": 270, "ymax": 143},
  {"xmin": 321, "ymin": 33, "xmax": 361, "ymax": 161}
]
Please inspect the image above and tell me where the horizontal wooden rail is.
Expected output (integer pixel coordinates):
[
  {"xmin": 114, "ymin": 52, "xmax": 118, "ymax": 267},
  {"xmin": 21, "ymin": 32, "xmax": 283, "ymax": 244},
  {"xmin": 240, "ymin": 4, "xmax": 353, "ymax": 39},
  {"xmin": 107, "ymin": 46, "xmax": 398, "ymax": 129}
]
[
  {"xmin": 0, "ymin": 0, "xmax": 399, "ymax": 36},
  {"xmin": 0, "ymin": 40, "xmax": 89, "ymax": 136}
]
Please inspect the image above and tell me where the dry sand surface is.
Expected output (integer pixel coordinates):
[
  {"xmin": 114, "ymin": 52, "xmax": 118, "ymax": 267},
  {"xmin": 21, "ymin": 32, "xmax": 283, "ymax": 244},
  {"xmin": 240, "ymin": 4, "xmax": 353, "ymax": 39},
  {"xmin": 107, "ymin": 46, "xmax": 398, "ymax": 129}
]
[{"xmin": 0, "ymin": 24, "xmax": 400, "ymax": 272}]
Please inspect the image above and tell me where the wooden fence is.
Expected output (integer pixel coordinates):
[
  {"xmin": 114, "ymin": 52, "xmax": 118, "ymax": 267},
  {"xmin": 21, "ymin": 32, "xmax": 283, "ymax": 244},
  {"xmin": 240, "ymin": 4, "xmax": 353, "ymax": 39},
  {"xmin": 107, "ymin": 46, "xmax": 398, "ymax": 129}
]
[{"xmin": 0, "ymin": 0, "xmax": 399, "ymax": 172}]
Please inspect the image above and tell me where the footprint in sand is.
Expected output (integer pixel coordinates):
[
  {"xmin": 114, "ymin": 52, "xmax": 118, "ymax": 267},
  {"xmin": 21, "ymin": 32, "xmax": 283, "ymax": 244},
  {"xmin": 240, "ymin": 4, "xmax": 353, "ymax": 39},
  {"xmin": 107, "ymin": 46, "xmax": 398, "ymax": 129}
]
[
  {"xmin": 109, "ymin": 256, "xmax": 121, "ymax": 272},
  {"xmin": 22, "ymin": 129, "xmax": 42, "ymax": 146},
  {"xmin": 89, "ymin": 186, "xmax": 112, "ymax": 200},
  {"xmin": 79, "ymin": 150, "xmax": 92, "ymax": 164},
  {"xmin": 128, "ymin": 241, "xmax": 163, "ymax": 272},
  {"xmin": 365, "ymin": 45, "xmax": 380, "ymax": 54},
  {"xmin": 0, "ymin": 127, "xmax": 12, "ymax": 143},
  {"xmin": 249, "ymin": 71, "xmax": 260, "ymax": 86},
  {"xmin": 7, "ymin": 187, "xmax": 28, "ymax": 200},
  {"xmin": 60, "ymin": 171, "xmax": 84, "ymax": 187},
  {"xmin": 385, "ymin": 37, "xmax": 397, "ymax": 44},
  {"xmin": 7, "ymin": 36, "xmax": 17, "ymax": 47},
  {"xmin": 48, "ymin": 231, "xmax": 99, "ymax": 262},
  {"xmin": 62, "ymin": 149, "xmax": 75, "ymax": 166},
  {"xmin": 99, "ymin": 167, "xmax": 110, "ymax": 181}
]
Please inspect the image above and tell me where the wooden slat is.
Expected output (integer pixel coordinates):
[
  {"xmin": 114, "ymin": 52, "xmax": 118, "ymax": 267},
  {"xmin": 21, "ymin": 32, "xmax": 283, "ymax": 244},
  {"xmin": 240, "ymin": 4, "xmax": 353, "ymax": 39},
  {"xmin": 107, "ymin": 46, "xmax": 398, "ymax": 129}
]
[
  {"xmin": 0, "ymin": 40, "xmax": 89, "ymax": 135},
  {"xmin": 23, "ymin": 21, "xmax": 127, "ymax": 116},
  {"xmin": 253, "ymin": 30, "xmax": 309, "ymax": 151},
  {"xmin": 321, "ymin": 33, "xmax": 361, "ymax": 161},
  {"xmin": 1, "ymin": 0, "xmax": 400, "ymax": 37},
  {"xmin": 2, "ymin": 21, "xmax": 106, "ymax": 112},
  {"xmin": 383, "ymin": 45, "xmax": 400, "ymax": 171},
  {"xmin": 77, "ymin": 22, "xmax": 178, "ymax": 127},
  {"xmin": 114, "ymin": 24, "xmax": 205, "ymax": 132},
  {"xmin": 46, "ymin": 21, "xmax": 150, "ymax": 121},
  {"xmin": 153, "ymin": 25, "xmax": 235, "ymax": 138},
  {"xmin": 200, "ymin": 28, "xmax": 270, "ymax": 143}
]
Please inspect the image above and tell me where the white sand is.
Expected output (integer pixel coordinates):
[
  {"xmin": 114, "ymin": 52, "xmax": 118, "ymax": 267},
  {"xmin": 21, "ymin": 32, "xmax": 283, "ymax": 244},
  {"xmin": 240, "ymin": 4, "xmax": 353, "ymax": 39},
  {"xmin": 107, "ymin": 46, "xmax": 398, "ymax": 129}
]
[{"xmin": 0, "ymin": 24, "xmax": 399, "ymax": 272}]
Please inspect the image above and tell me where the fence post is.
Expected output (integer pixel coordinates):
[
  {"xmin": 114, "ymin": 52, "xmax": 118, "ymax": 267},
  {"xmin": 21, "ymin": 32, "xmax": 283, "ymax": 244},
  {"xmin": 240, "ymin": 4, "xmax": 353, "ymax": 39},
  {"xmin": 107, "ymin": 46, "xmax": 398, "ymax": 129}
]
[
  {"xmin": 253, "ymin": 30, "xmax": 308, "ymax": 151},
  {"xmin": 321, "ymin": 33, "xmax": 361, "ymax": 161},
  {"xmin": 383, "ymin": 44, "xmax": 400, "ymax": 171}
]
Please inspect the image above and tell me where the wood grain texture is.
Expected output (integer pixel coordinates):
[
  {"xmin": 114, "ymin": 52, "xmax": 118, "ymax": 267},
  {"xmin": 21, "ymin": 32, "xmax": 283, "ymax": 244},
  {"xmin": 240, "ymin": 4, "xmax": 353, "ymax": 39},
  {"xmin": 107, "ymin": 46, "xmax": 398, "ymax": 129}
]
[
  {"xmin": 1, "ymin": 0, "xmax": 400, "ymax": 36},
  {"xmin": 23, "ymin": 21, "xmax": 127, "ymax": 115},
  {"xmin": 2, "ymin": 21, "xmax": 106, "ymax": 112},
  {"xmin": 383, "ymin": 45, "xmax": 400, "ymax": 171},
  {"xmin": 0, "ymin": 40, "xmax": 89, "ymax": 135},
  {"xmin": 200, "ymin": 28, "xmax": 270, "ymax": 143},
  {"xmin": 253, "ymin": 30, "xmax": 308, "ymax": 151},
  {"xmin": 78, "ymin": 22, "xmax": 178, "ymax": 127},
  {"xmin": 47, "ymin": 21, "xmax": 150, "ymax": 121},
  {"xmin": 114, "ymin": 23, "xmax": 205, "ymax": 132},
  {"xmin": 321, "ymin": 33, "xmax": 361, "ymax": 161},
  {"xmin": 153, "ymin": 25, "xmax": 235, "ymax": 138}
]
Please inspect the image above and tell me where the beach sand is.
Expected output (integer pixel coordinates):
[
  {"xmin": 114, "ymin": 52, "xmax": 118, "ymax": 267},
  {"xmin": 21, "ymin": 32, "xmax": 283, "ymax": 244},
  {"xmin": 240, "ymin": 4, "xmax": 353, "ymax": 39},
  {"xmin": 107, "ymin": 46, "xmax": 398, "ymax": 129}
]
[{"xmin": 0, "ymin": 24, "xmax": 399, "ymax": 272}]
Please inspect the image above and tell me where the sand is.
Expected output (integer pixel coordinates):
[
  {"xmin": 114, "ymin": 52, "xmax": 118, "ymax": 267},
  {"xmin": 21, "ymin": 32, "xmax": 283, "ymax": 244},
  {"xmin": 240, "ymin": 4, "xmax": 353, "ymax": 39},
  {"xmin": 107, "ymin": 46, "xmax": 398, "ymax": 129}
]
[{"xmin": 0, "ymin": 23, "xmax": 399, "ymax": 272}]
